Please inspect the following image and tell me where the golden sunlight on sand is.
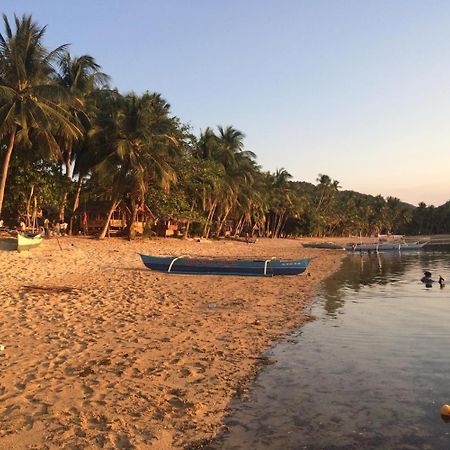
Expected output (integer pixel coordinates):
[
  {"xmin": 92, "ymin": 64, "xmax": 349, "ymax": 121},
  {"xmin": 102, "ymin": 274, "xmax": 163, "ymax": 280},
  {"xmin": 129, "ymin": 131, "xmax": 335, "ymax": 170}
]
[{"xmin": 0, "ymin": 236, "xmax": 343, "ymax": 449}]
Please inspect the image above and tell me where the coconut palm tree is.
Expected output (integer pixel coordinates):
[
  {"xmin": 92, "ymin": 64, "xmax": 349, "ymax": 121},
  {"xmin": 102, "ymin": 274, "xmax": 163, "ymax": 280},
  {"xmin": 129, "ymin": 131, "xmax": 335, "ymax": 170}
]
[
  {"xmin": 55, "ymin": 52, "xmax": 110, "ymax": 220},
  {"xmin": 0, "ymin": 14, "xmax": 82, "ymax": 216},
  {"xmin": 193, "ymin": 125, "xmax": 258, "ymax": 237},
  {"xmin": 96, "ymin": 92, "xmax": 182, "ymax": 240},
  {"xmin": 313, "ymin": 174, "xmax": 340, "ymax": 236},
  {"xmin": 261, "ymin": 168, "xmax": 294, "ymax": 237}
]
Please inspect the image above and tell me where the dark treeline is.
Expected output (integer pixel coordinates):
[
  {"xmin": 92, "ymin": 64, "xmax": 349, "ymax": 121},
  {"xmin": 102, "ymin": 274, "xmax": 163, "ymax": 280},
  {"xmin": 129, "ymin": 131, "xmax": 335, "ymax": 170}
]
[{"xmin": 1, "ymin": 14, "xmax": 448, "ymax": 239}]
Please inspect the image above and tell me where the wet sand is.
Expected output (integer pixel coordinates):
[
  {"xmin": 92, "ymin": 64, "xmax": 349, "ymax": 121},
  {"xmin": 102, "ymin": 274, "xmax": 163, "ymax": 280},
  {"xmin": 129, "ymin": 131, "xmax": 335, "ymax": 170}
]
[{"xmin": 0, "ymin": 236, "xmax": 344, "ymax": 449}]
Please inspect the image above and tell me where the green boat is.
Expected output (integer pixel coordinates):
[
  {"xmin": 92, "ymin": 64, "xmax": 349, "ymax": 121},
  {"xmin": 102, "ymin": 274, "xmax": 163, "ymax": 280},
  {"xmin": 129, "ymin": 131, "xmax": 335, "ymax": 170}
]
[{"xmin": 17, "ymin": 233, "xmax": 43, "ymax": 252}]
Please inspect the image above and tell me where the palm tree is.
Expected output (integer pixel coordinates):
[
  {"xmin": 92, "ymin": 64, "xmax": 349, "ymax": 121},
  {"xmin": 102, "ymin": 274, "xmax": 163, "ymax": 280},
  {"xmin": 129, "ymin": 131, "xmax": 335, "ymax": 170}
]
[
  {"xmin": 261, "ymin": 169, "xmax": 295, "ymax": 237},
  {"xmin": 194, "ymin": 125, "xmax": 257, "ymax": 237},
  {"xmin": 56, "ymin": 52, "xmax": 110, "ymax": 220},
  {"xmin": 314, "ymin": 174, "xmax": 340, "ymax": 236},
  {"xmin": 0, "ymin": 14, "xmax": 82, "ymax": 217},
  {"xmin": 96, "ymin": 92, "xmax": 181, "ymax": 240}
]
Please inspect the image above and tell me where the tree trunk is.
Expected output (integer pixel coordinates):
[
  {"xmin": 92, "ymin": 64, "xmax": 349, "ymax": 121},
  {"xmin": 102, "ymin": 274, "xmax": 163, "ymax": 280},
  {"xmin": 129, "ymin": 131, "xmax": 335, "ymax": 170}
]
[
  {"xmin": 184, "ymin": 201, "xmax": 196, "ymax": 238},
  {"xmin": 267, "ymin": 216, "xmax": 272, "ymax": 237},
  {"xmin": 279, "ymin": 214, "xmax": 288, "ymax": 238},
  {"xmin": 234, "ymin": 214, "xmax": 244, "ymax": 236},
  {"xmin": 0, "ymin": 129, "xmax": 16, "ymax": 217},
  {"xmin": 274, "ymin": 211, "xmax": 286, "ymax": 238},
  {"xmin": 204, "ymin": 202, "xmax": 217, "ymax": 239},
  {"xmin": 217, "ymin": 205, "xmax": 232, "ymax": 236},
  {"xmin": 72, "ymin": 176, "xmax": 83, "ymax": 213},
  {"xmin": 202, "ymin": 200, "xmax": 217, "ymax": 238},
  {"xmin": 128, "ymin": 197, "xmax": 138, "ymax": 241},
  {"xmin": 31, "ymin": 196, "xmax": 38, "ymax": 232},
  {"xmin": 98, "ymin": 199, "xmax": 119, "ymax": 240},
  {"xmin": 59, "ymin": 144, "xmax": 73, "ymax": 221},
  {"xmin": 69, "ymin": 176, "xmax": 84, "ymax": 235},
  {"xmin": 25, "ymin": 184, "xmax": 35, "ymax": 227}
]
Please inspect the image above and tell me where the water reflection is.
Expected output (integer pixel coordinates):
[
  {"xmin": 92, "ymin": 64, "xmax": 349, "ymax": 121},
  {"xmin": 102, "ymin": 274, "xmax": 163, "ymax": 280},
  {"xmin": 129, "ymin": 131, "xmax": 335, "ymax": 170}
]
[
  {"xmin": 321, "ymin": 252, "xmax": 447, "ymax": 316},
  {"xmin": 215, "ymin": 252, "xmax": 450, "ymax": 450}
]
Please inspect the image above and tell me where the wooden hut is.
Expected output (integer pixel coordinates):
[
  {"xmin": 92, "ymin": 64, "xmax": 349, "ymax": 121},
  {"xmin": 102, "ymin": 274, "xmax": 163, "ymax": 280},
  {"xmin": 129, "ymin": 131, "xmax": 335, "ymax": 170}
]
[
  {"xmin": 80, "ymin": 201, "xmax": 153, "ymax": 236},
  {"xmin": 154, "ymin": 217, "xmax": 190, "ymax": 237}
]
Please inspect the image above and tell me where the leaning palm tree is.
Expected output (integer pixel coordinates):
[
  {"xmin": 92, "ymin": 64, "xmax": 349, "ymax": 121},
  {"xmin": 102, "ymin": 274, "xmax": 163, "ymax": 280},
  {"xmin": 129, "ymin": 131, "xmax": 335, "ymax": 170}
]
[{"xmin": 0, "ymin": 14, "xmax": 82, "ymax": 216}]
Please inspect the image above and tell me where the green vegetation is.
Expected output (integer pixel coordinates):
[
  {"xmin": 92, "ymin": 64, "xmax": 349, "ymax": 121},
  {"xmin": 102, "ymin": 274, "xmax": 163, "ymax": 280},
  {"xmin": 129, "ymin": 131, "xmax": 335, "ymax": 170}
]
[{"xmin": 0, "ymin": 14, "xmax": 447, "ymax": 238}]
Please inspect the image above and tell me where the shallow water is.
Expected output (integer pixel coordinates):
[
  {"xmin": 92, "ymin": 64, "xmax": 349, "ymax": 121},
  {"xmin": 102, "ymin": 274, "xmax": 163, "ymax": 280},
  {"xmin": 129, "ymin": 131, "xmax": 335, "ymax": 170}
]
[{"xmin": 215, "ymin": 251, "xmax": 450, "ymax": 450}]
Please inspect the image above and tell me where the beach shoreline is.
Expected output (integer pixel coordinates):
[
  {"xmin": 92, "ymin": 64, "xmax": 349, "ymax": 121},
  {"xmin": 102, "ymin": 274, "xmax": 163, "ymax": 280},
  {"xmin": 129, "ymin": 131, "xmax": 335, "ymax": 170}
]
[{"xmin": 0, "ymin": 236, "xmax": 345, "ymax": 449}]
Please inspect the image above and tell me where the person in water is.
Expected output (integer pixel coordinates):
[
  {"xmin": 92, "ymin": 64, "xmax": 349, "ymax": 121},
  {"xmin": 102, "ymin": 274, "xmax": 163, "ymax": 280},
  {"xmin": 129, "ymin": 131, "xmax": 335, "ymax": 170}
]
[
  {"xmin": 421, "ymin": 271, "xmax": 445, "ymax": 288},
  {"xmin": 421, "ymin": 271, "xmax": 433, "ymax": 283}
]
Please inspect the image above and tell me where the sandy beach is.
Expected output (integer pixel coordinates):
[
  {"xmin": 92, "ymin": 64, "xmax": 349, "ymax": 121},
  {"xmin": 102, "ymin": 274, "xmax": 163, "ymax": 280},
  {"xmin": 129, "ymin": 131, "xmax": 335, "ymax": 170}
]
[{"xmin": 0, "ymin": 236, "xmax": 344, "ymax": 449}]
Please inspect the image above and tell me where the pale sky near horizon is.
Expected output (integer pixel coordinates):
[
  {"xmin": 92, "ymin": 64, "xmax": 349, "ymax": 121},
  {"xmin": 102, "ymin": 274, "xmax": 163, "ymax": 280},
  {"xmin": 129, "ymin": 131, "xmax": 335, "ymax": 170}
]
[{"xmin": 3, "ymin": 0, "xmax": 450, "ymax": 206}]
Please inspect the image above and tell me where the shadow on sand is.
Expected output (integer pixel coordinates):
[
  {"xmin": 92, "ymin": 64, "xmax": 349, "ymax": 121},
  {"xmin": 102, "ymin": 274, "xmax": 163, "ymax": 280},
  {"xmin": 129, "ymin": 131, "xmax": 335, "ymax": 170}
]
[{"xmin": 0, "ymin": 236, "xmax": 17, "ymax": 252}]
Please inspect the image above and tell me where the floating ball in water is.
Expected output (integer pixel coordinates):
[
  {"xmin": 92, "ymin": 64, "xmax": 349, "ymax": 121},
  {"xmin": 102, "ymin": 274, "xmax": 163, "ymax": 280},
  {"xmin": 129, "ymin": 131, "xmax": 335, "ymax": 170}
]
[{"xmin": 441, "ymin": 404, "xmax": 450, "ymax": 416}]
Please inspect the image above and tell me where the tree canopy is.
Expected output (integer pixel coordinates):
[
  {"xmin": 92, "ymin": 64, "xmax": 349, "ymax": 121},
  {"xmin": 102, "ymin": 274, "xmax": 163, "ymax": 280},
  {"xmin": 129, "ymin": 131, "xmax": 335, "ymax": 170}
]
[{"xmin": 0, "ymin": 14, "xmax": 447, "ymax": 238}]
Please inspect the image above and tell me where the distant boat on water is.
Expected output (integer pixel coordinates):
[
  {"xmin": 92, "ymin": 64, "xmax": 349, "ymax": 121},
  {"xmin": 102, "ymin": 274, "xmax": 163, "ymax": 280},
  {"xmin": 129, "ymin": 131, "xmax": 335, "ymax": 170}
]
[
  {"xmin": 17, "ymin": 232, "xmax": 43, "ymax": 252},
  {"xmin": 139, "ymin": 254, "xmax": 312, "ymax": 276},
  {"xmin": 346, "ymin": 240, "xmax": 427, "ymax": 253}
]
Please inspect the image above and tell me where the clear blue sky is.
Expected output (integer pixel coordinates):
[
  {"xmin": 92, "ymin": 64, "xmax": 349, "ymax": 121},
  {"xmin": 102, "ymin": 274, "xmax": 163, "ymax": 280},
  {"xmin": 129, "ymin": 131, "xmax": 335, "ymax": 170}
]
[{"xmin": 3, "ymin": 0, "xmax": 450, "ymax": 206}]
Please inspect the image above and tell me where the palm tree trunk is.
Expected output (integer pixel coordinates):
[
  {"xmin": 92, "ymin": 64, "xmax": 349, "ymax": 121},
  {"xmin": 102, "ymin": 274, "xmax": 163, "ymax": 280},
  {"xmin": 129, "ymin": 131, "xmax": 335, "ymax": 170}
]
[
  {"xmin": 274, "ymin": 211, "xmax": 286, "ymax": 238},
  {"xmin": 128, "ymin": 197, "xmax": 138, "ymax": 241},
  {"xmin": 234, "ymin": 214, "xmax": 244, "ymax": 236},
  {"xmin": 184, "ymin": 201, "xmax": 196, "ymax": 238},
  {"xmin": 273, "ymin": 214, "xmax": 280, "ymax": 238},
  {"xmin": 59, "ymin": 144, "xmax": 73, "ymax": 221},
  {"xmin": 279, "ymin": 214, "xmax": 289, "ymax": 238},
  {"xmin": 72, "ymin": 176, "xmax": 83, "ymax": 213},
  {"xmin": 217, "ymin": 205, "xmax": 232, "ymax": 236},
  {"xmin": 0, "ymin": 129, "xmax": 16, "ymax": 216},
  {"xmin": 265, "ymin": 215, "xmax": 271, "ymax": 237},
  {"xmin": 206, "ymin": 202, "xmax": 217, "ymax": 238},
  {"xmin": 203, "ymin": 200, "xmax": 217, "ymax": 238},
  {"xmin": 69, "ymin": 176, "xmax": 84, "ymax": 235},
  {"xmin": 99, "ymin": 199, "xmax": 119, "ymax": 240}
]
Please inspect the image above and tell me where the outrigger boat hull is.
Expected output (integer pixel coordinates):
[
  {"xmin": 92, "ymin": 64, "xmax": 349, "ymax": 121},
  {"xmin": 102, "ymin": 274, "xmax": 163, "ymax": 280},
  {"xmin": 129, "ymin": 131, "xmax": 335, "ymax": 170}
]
[
  {"xmin": 139, "ymin": 254, "xmax": 312, "ymax": 276},
  {"xmin": 17, "ymin": 233, "xmax": 43, "ymax": 252}
]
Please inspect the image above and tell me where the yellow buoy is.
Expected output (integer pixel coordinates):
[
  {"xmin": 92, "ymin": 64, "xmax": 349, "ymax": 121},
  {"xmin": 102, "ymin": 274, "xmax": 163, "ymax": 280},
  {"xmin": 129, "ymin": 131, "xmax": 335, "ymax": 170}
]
[{"xmin": 440, "ymin": 404, "xmax": 450, "ymax": 416}]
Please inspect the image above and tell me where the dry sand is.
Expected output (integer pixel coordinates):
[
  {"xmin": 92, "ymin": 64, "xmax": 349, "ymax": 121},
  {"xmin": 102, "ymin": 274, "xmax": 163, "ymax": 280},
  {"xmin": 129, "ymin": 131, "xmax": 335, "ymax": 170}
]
[{"xmin": 0, "ymin": 236, "xmax": 344, "ymax": 449}]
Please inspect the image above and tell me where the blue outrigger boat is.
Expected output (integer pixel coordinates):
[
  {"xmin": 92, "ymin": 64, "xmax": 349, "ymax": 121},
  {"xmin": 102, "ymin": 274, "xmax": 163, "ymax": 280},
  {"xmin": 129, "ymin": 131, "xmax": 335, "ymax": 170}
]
[{"xmin": 139, "ymin": 254, "xmax": 312, "ymax": 277}]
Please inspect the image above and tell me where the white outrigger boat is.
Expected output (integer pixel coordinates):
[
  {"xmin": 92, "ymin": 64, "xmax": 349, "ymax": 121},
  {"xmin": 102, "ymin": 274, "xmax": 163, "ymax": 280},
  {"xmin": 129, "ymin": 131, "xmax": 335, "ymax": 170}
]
[
  {"xmin": 345, "ymin": 235, "xmax": 429, "ymax": 253},
  {"xmin": 346, "ymin": 239, "xmax": 428, "ymax": 253},
  {"xmin": 346, "ymin": 241, "xmax": 427, "ymax": 252},
  {"xmin": 17, "ymin": 232, "xmax": 43, "ymax": 252}
]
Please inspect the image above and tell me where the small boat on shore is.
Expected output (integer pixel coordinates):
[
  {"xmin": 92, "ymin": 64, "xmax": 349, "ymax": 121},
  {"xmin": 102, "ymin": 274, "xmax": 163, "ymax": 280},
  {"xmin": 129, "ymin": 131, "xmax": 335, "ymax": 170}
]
[
  {"xmin": 17, "ymin": 232, "xmax": 43, "ymax": 252},
  {"xmin": 302, "ymin": 242, "xmax": 345, "ymax": 250},
  {"xmin": 140, "ymin": 254, "xmax": 312, "ymax": 276},
  {"xmin": 346, "ymin": 241, "xmax": 427, "ymax": 253}
]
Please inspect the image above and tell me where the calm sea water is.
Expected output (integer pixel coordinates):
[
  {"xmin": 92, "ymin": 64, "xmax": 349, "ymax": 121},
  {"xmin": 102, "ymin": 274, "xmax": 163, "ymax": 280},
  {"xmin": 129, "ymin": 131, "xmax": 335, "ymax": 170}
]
[{"xmin": 214, "ymin": 251, "xmax": 450, "ymax": 450}]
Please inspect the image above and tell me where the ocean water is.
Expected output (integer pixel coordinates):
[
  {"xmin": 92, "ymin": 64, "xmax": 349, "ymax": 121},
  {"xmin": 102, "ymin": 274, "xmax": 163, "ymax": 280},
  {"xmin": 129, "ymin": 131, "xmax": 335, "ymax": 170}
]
[{"xmin": 214, "ymin": 251, "xmax": 450, "ymax": 450}]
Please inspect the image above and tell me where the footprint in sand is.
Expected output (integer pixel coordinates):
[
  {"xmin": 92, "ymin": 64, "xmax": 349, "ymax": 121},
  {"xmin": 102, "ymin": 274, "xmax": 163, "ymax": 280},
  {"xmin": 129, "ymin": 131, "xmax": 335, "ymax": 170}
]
[{"xmin": 82, "ymin": 384, "xmax": 94, "ymax": 398}]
